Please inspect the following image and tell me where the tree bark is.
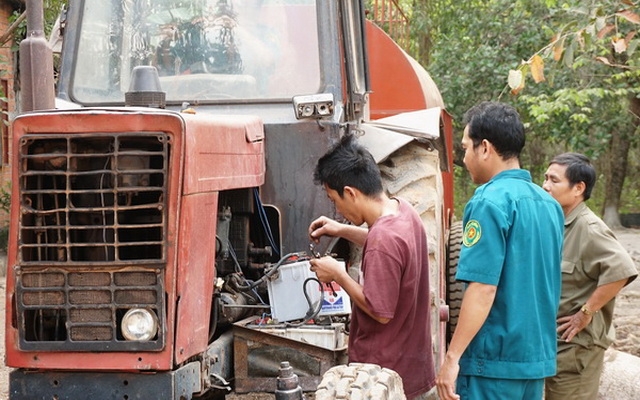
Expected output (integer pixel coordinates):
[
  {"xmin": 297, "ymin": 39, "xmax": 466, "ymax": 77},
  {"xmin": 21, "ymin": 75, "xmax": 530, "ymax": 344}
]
[
  {"xmin": 411, "ymin": 0, "xmax": 431, "ymax": 66},
  {"xmin": 602, "ymin": 95, "xmax": 640, "ymax": 229}
]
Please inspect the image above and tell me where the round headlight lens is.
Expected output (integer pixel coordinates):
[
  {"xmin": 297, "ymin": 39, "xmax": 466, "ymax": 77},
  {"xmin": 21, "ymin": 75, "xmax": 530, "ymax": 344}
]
[{"xmin": 121, "ymin": 308, "xmax": 158, "ymax": 341}]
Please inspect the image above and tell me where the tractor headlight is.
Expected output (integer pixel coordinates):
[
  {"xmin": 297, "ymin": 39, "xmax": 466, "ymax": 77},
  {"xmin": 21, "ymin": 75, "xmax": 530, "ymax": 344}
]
[
  {"xmin": 292, "ymin": 93, "xmax": 334, "ymax": 119},
  {"xmin": 121, "ymin": 308, "xmax": 158, "ymax": 341}
]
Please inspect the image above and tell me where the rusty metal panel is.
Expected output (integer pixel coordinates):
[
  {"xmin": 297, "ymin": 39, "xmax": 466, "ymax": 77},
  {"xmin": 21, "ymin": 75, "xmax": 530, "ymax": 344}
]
[
  {"xmin": 6, "ymin": 110, "xmax": 185, "ymax": 371},
  {"xmin": 15, "ymin": 266, "xmax": 165, "ymax": 352},
  {"xmin": 232, "ymin": 318, "xmax": 348, "ymax": 393},
  {"xmin": 9, "ymin": 361, "xmax": 201, "ymax": 400},
  {"xmin": 173, "ymin": 191, "xmax": 218, "ymax": 365},
  {"xmin": 182, "ymin": 113, "xmax": 265, "ymax": 195}
]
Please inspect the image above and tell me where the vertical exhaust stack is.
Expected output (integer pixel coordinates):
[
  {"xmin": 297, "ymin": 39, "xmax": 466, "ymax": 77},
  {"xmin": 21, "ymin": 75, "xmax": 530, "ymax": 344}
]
[{"xmin": 20, "ymin": 0, "xmax": 56, "ymax": 112}]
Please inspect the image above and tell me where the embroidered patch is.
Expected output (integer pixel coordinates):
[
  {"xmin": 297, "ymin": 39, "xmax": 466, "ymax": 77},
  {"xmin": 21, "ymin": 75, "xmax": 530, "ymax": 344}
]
[{"xmin": 463, "ymin": 220, "xmax": 482, "ymax": 247}]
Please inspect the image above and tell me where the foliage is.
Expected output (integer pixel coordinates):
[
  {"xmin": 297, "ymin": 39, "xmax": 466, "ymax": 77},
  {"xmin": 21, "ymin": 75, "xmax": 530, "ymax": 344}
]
[
  {"xmin": 505, "ymin": 0, "xmax": 640, "ymax": 135},
  {"xmin": 506, "ymin": 0, "xmax": 640, "ymax": 223},
  {"xmin": 0, "ymin": 185, "xmax": 9, "ymax": 252},
  {"xmin": 412, "ymin": 0, "xmax": 640, "ymax": 219},
  {"xmin": 0, "ymin": 184, "xmax": 9, "ymax": 215},
  {"xmin": 9, "ymin": 0, "xmax": 67, "ymax": 50},
  {"xmin": 416, "ymin": 0, "xmax": 561, "ymax": 216},
  {"xmin": 424, "ymin": 0, "xmax": 552, "ymax": 122},
  {"xmin": 7, "ymin": 11, "xmax": 25, "ymax": 52},
  {"xmin": 506, "ymin": 1, "xmax": 640, "ymax": 95}
]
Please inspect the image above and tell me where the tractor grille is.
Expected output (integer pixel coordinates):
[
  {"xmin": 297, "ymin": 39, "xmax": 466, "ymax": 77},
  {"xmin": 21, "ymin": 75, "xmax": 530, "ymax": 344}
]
[
  {"xmin": 16, "ymin": 267, "xmax": 164, "ymax": 351},
  {"xmin": 18, "ymin": 133, "xmax": 169, "ymax": 264},
  {"xmin": 15, "ymin": 132, "xmax": 169, "ymax": 351}
]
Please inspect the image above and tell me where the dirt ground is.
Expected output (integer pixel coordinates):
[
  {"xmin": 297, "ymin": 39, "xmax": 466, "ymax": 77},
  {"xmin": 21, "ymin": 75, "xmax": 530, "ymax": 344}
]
[
  {"xmin": 0, "ymin": 228, "xmax": 639, "ymax": 399},
  {"xmin": 608, "ymin": 228, "xmax": 640, "ymax": 357}
]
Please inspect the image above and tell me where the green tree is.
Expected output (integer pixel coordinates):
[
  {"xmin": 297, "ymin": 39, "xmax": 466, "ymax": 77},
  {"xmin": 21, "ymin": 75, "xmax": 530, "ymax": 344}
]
[
  {"xmin": 8, "ymin": 0, "xmax": 66, "ymax": 46},
  {"xmin": 414, "ymin": 0, "xmax": 639, "ymax": 223},
  {"xmin": 508, "ymin": 0, "xmax": 640, "ymax": 228},
  {"xmin": 419, "ymin": 0, "xmax": 557, "ymax": 213}
]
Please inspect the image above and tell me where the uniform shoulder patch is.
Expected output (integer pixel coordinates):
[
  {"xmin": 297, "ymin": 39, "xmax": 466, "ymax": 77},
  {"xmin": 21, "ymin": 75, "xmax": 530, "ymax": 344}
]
[{"xmin": 463, "ymin": 220, "xmax": 482, "ymax": 247}]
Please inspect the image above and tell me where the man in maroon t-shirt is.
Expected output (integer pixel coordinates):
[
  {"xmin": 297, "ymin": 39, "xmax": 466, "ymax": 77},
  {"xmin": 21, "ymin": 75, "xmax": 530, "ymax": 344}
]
[{"xmin": 308, "ymin": 135, "xmax": 435, "ymax": 399}]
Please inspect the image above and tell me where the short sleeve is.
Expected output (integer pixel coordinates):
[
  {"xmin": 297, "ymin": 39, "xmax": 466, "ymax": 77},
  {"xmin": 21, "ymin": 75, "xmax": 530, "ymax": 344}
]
[
  {"xmin": 456, "ymin": 199, "xmax": 508, "ymax": 285},
  {"xmin": 583, "ymin": 223, "xmax": 638, "ymax": 286}
]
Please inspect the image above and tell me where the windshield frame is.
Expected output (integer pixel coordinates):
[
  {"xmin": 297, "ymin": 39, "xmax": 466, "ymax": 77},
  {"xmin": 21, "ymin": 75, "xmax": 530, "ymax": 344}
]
[{"xmin": 65, "ymin": 0, "xmax": 324, "ymax": 106}]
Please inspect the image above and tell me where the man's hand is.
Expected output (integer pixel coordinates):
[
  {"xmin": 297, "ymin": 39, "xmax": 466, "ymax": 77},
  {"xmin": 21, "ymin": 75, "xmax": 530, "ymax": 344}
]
[
  {"xmin": 308, "ymin": 216, "xmax": 367, "ymax": 247},
  {"xmin": 435, "ymin": 282, "xmax": 496, "ymax": 400},
  {"xmin": 308, "ymin": 255, "xmax": 389, "ymax": 324},
  {"xmin": 308, "ymin": 216, "xmax": 342, "ymax": 243},
  {"xmin": 557, "ymin": 312, "xmax": 592, "ymax": 342},
  {"xmin": 309, "ymin": 256, "xmax": 343, "ymax": 283},
  {"xmin": 436, "ymin": 356, "xmax": 461, "ymax": 400}
]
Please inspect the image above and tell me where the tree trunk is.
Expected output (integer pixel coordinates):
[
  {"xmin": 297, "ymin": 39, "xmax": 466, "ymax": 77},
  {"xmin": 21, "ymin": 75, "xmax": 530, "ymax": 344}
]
[
  {"xmin": 602, "ymin": 95, "xmax": 640, "ymax": 228},
  {"xmin": 412, "ymin": 0, "xmax": 431, "ymax": 66}
]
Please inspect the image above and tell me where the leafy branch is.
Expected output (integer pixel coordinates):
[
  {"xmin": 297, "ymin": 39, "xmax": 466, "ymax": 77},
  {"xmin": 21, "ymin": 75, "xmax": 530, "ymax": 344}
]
[
  {"xmin": 0, "ymin": 184, "xmax": 9, "ymax": 215},
  {"xmin": 502, "ymin": 2, "xmax": 640, "ymax": 97}
]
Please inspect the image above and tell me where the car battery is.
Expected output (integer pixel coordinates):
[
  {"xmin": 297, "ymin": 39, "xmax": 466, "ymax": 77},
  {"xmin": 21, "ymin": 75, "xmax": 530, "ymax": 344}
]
[{"xmin": 267, "ymin": 260, "xmax": 351, "ymax": 322}]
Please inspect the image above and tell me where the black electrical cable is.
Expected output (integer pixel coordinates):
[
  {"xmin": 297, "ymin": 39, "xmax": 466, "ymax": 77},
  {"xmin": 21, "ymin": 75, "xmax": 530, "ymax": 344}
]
[
  {"xmin": 285, "ymin": 277, "xmax": 324, "ymax": 328},
  {"xmin": 226, "ymin": 238, "xmax": 244, "ymax": 274},
  {"xmin": 253, "ymin": 188, "xmax": 280, "ymax": 255},
  {"xmin": 234, "ymin": 252, "xmax": 302, "ymax": 292}
]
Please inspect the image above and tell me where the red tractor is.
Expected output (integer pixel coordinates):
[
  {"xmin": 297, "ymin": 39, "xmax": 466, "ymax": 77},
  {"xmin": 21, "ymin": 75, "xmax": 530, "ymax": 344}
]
[{"xmin": 5, "ymin": 0, "xmax": 458, "ymax": 398}]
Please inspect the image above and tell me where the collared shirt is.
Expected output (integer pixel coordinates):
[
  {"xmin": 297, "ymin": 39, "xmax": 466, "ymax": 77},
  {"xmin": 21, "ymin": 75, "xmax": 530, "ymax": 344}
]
[
  {"xmin": 558, "ymin": 202, "xmax": 638, "ymax": 349},
  {"xmin": 456, "ymin": 169, "xmax": 564, "ymax": 379}
]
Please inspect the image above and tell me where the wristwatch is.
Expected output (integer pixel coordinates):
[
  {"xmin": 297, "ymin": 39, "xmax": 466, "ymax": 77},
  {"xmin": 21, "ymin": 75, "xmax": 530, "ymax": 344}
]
[{"xmin": 580, "ymin": 304, "xmax": 596, "ymax": 315}]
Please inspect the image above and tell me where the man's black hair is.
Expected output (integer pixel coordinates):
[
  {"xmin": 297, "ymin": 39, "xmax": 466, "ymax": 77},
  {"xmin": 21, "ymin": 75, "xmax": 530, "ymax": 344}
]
[
  {"xmin": 463, "ymin": 101, "xmax": 525, "ymax": 160},
  {"xmin": 314, "ymin": 134, "xmax": 383, "ymax": 197},
  {"xmin": 549, "ymin": 152, "xmax": 597, "ymax": 201}
]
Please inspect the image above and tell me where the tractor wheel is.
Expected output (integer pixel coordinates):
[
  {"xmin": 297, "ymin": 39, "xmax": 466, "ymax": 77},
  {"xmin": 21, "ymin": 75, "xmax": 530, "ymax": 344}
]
[
  {"xmin": 315, "ymin": 363, "xmax": 406, "ymax": 400},
  {"xmin": 348, "ymin": 142, "xmax": 442, "ymax": 278},
  {"xmin": 446, "ymin": 220, "xmax": 464, "ymax": 342},
  {"xmin": 379, "ymin": 142, "xmax": 445, "ymax": 361},
  {"xmin": 378, "ymin": 142, "xmax": 442, "ymax": 262}
]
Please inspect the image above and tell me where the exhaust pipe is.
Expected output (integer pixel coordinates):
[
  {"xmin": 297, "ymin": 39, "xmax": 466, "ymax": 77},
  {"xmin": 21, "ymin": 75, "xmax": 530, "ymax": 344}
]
[{"xmin": 20, "ymin": 0, "xmax": 55, "ymax": 112}]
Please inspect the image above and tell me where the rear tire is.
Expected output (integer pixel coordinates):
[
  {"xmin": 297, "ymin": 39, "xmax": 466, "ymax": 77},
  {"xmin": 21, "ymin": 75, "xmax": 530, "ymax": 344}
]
[
  {"xmin": 379, "ymin": 143, "xmax": 445, "ymax": 364},
  {"xmin": 315, "ymin": 363, "xmax": 406, "ymax": 400},
  {"xmin": 348, "ymin": 142, "xmax": 442, "ymax": 279},
  {"xmin": 446, "ymin": 220, "xmax": 464, "ymax": 342}
]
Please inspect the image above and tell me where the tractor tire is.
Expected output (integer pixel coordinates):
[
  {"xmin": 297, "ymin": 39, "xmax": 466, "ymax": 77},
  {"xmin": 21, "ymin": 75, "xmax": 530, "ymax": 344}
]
[
  {"xmin": 446, "ymin": 220, "xmax": 464, "ymax": 342},
  {"xmin": 348, "ymin": 142, "xmax": 442, "ymax": 278},
  {"xmin": 315, "ymin": 363, "xmax": 406, "ymax": 400},
  {"xmin": 378, "ymin": 142, "xmax": 442, "ymax": 261},
  {"xmin": 350, "ymin": 141, "xmax": 444, "ymax": 272},
  {"xmin": 378, "ymin": 142, "xmax": 445, "ymax": 363}
]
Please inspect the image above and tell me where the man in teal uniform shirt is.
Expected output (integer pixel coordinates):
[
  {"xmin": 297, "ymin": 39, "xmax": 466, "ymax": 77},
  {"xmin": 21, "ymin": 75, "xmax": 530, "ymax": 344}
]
[{"xmin": 436, "ymin": 101, "xmax": 564, "ymax": 400}]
